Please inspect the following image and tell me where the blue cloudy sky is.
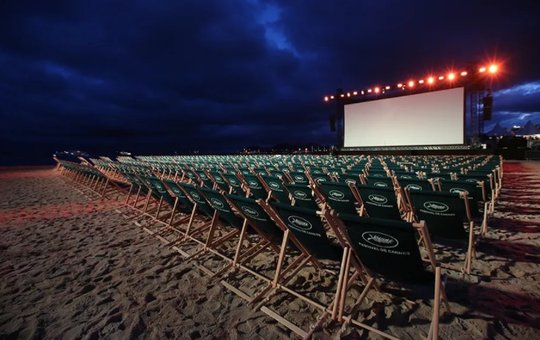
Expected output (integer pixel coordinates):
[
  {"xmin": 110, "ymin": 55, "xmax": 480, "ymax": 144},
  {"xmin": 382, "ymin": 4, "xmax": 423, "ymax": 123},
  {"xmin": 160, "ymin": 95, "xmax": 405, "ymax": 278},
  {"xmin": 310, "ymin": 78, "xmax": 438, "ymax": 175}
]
[{"xmin": 1, "ymin": 0, "xmax": 539, "ymax": 164}]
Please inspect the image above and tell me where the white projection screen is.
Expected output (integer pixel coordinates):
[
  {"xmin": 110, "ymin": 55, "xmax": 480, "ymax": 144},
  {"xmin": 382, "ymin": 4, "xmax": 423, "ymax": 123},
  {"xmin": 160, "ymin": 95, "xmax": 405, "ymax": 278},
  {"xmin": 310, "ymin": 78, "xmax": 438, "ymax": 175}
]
[{"xmin": 344, "ymin": 87, "xmax": 465, "ymax": 147}]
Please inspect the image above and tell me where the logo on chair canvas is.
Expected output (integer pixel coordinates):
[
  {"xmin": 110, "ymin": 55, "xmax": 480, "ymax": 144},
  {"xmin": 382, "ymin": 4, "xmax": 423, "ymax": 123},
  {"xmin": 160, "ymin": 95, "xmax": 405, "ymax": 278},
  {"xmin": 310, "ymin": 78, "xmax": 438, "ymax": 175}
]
[
  {"xmin": 329, "ymin": 190, "xmax": 346, "ymax": 201},
  {"xmin": 449, "ymin": 188, "xmax": 468, "ymax": 194},
  {"xmin": 401, "ymin": 175, "xmax": 413, "ymax": 179},
  {"xmin": 210, "ymin": 198, "xmax": 225, "ymax": 210},
  {"xmin": 269, "ymin": 182, "xmax": 281, "ymax": 190},
  {"xmin": 368, "ymin": 194, "xmax": 388, "ymax": 204},
  {"xmin": 345, "ymin": 179, "xmax": 356, "ymax": 185},
  {"xmin": 294, "ymin": 175, "xmax": 306, "ymax": 182},
  {"xmin": 241, "ymin": 206, "xmax": 259, "ymax": 218},
  {"xmin": 190, "ymin": 192, "xmax": 203, "ymax": 202},
  {"xmin": 315, "ymin": 177, "xmax": 326, "ymax": 184},
  {"xmin": 466, "ymin": 179, "xmax": 479, "ymax": 183},
  {"xmin": 405, "ymin": 184, "xmax": 422, "ymax": 191},
  {"xmin": 423, "ymin": 201, "xmax": 449, "ymax": 213},
  {"xmin": 361, "ymin": 231, "xmax": 399, "ymax": 248},
  {"xmin": 293, "ymin": 190, "xmax": 308, "ymax": 199},
  {"xmin": 288, "ymin": 215, "xmax": 312, "ymax": 231},
  {"xmin": 373, "ymin": 182, "xmax": 388, "ymax": 188},
  {"xmin": 215, "ymin": 177, "xmax": 224, "ymax": 183},
  {"xmin": 248, "ymin": 180, "xmax": 261, "ymax": 189}
]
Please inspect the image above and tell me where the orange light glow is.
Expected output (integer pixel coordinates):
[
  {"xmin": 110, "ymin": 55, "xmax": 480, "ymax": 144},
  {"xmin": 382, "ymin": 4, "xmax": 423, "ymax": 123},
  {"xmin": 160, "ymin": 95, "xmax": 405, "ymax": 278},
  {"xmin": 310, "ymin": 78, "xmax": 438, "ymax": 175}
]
[
  {"xmin": 427, "ymin": 77, "xmax": 434, "ymax": 84},
  {"xmin": 438, "ymin": 76, "xmax": 444, "ymax": 80},
  {"xmin": 448, "ymin": 72, "xmax": 456, "ymax": 80},
  {"xmin": 374, "ymin": 87, "xmax": 380, "ymax": 93},
  {"xmin": 479, "ymin": 66, "xmax": 486, "ymax": 73},
  {"xmin": 419, "ymin": 79, "xmax": 425, "ymax": 84},
  {"xmin": 408, "ymin": 80, "xmax": 415, "ymax": 87},
  {"xmin": 460, "ymin": 71, "xmax": 468, "ymax": 76},
  {"xmin": 488, "ymin": 64, "xmax": 498, "ymax": 74}
]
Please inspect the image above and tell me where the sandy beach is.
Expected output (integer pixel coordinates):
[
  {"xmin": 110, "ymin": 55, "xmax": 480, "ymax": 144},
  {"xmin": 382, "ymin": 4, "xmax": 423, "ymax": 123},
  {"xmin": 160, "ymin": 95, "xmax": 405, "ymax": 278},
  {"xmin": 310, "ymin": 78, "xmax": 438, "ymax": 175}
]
[{"xmin": 1, "ymin": 161, "xmax": 539, "ymax": 339}]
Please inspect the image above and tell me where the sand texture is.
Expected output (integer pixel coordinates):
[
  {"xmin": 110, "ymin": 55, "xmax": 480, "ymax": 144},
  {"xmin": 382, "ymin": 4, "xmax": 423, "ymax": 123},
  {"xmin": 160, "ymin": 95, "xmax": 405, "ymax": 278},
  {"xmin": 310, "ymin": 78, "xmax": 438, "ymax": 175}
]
[{"xmin": 0, "ymin": 161, "xmax": 539, "ymax": 339}]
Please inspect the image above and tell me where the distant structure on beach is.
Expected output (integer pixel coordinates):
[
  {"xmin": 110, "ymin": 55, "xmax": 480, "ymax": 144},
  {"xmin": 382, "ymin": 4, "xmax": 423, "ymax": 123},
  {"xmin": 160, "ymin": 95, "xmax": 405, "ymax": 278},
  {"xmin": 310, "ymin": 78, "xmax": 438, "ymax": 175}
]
[{"xmin": 486, "ymin": 120, "xmax": 540, "ymax": 138}]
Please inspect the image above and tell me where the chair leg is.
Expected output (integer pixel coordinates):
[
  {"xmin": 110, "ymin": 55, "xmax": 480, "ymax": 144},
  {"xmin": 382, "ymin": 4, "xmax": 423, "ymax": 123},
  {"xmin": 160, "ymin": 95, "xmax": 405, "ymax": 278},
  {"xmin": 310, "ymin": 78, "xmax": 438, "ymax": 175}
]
[
  {"xmin": 428, "ymin": 266, "xmax": 442, "ymax": 340},
  {"xmin": 465, "ymin": 221, "xmax": 475, "ymax": 274}
]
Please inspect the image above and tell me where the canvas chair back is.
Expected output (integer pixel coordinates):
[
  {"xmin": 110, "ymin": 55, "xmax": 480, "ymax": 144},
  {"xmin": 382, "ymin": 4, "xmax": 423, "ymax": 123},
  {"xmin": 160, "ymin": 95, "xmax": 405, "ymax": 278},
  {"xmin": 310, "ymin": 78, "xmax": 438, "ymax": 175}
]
[
  {"xmin": 144, "ymin": 176, "xmax": 176, "ymax": 207},
  {"xmin": 269, "ymin": 202, "xmax": 338, "ymax": 260},
  {"xmin": 364, "ymin": 176, "xmax": 394, "ymax": 189},
  {"xmin": 208, "ymin": 171, "xmax": 230, "ymax": 193},
  {"xmin": 438, "ymin": 180, "xmax": 483, "ymax": 217},
  {"xmin": 259, "ymin": 174, "xmax": 290, "ymax": 203},
  {"xmin": 123, "ymin": 172, "xmax": 149, "ymax": 193},
  {"xmin": 336, "ymin": 173, "xmax": 361, "ymax": 185},
  {"xmin": 221, "ymin": 173, "xmax": 244, "ymax": 195},
  {"xmin": 226, "ymin": 195, "xmax": 282, "ymax": 238},
  {"xmin": 178, "ymin": 183, "xmax": 215, "ymax": 218},
  {"xmin": 284, "ymin": 184, "xmax": 319, "ymax": 210},
  {"xmin": 162, "ymin": 179, "xmax": 194, "ymax": 213},
  {"xmin": 396, "ymin": 178, "xmax": 434, "ymax": 192},
  {"xmin": 195, "ymin": 170, "xmax": 215, "ymax": 188},
  {"xmin": 356, "ymin": 185, "xmax": 402, "ymax": 220},
  {"xmin": 199, "ymin": 188, "xmax": 243, "ymax": 228},
  {"xmin": 288, "ymin": 171, "xmax": 309, "ymax": 185},
  {"xmin": 317, "ymin": 182, "xmax": 359, "ymax": 216},
  {"xmin": 242, "ymin": 174, "xmax": 269, "ymax": 200},
  {"xmin": 337, "ymin": 214, "xmax": 429, "ymax": 283},
  {"xmin": 407, "ymin": 190, "xmax": 469, "ymax": 239}
]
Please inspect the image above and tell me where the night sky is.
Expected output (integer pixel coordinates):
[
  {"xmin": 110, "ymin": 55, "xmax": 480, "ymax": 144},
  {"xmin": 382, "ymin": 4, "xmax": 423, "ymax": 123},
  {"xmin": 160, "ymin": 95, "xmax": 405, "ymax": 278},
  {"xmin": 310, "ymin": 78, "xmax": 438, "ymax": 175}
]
[{"xmin": 1, "ymin": 1, "xmax": 540, "ymax": 165}]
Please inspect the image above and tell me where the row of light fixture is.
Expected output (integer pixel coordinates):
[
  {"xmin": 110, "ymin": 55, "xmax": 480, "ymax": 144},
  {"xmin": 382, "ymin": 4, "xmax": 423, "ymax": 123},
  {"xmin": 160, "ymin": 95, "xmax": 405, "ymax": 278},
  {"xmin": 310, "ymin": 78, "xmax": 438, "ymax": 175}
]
[{"xmin": 324, "ymin": 64, "xmax": 499, "ymax": 102}]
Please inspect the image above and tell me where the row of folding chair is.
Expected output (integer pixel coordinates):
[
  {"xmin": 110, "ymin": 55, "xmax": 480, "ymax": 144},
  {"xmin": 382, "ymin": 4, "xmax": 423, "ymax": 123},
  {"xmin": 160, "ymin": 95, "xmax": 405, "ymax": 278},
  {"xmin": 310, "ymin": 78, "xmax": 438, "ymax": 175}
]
[
  {"xmin": 55, "ymin": 158, "xmax": 119, "ymax": 198},
  {"xmin": 119, "ymin": 169, "xmax": 447, "ymax": 339},
  {"xmin": 57, "ymin": 154, "xmax": 502, "ymax": 339}
]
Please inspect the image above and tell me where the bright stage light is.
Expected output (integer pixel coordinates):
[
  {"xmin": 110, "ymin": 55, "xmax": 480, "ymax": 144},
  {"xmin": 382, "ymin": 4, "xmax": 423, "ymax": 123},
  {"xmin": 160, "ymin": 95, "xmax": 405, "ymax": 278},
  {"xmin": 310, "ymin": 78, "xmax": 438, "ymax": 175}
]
[
  {"xmin": 340, "ymin": 94, "xmax": 345, "ymax": 97},
  {"xmin": 479, "ymin": 66, "xmax": 486, "ymax": 73},
  {"xmin": 367, "ymin": 88, "xmax": 372, "ymax": 93},
  {"xmin": 361, "ymin": 90, "xmax": 365, "ymax": 95},
  {"xmin": 397, "ymin": 83, "xmax": 403, "ymax": 87},
  {"xmin": 448, "ymin": 72, "xmax": 456, "ymax": 80},
  {"xmin": 419, "ymin": 79, "xmax": 425, "ymax": 84},
  {"xmin": 438, "ymin": 76, "xmax": 444, "ymax": 80},
  {"xmin": 374, "ymin": 87, "xmax": 380, "ymax": 93},
  {"xmin": 385, "ymin": 85, "xmax": 390, "ymax": 90},
  {"xmin": 347, "ymin": 92, "xmax": 351, "ymax": 97},
  {"xmin": 427, "ymin": 77, "xmax": 434, "ymax": 84},
  {"xmin": 324, "ymin": 96, "xmax": 329, "ymax": 102},
  {"xmin": 489, "ymin": 64, "xmax": 498, "ymax": 74},
  {"xmin": 353, "ymin": 91, "xmax": 358, "ymax": 95},
  {"xmin": 330, "ymin": 95, "xmax": 334, "ymax": 99},
  {"xmin": 408, "ymin": 80, "xmax": 415, "ymax": 87},
  {"xmin": 460, "ymin": 71, "xmax": 468, "ymax": 76}
]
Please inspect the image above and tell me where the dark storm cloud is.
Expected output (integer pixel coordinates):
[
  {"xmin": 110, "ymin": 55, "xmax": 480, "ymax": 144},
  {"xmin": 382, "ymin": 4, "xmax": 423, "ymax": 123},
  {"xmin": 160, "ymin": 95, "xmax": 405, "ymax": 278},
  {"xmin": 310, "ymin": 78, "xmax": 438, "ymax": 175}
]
[
  {"xmin": 1, "ymin": 0, "xmax": 539, "ymax": 164},
  {"xmin": 485, "ymin": 81, "xmax": 540, "ymax": 131}
]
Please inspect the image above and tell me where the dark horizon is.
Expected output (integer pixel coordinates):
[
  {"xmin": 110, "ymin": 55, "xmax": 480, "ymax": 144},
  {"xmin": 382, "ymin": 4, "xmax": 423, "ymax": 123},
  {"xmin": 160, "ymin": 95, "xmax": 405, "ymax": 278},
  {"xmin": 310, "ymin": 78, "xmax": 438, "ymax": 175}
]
[{"xmin": 1, "ymin": 1, "xmax": 540, "ymax": 165}]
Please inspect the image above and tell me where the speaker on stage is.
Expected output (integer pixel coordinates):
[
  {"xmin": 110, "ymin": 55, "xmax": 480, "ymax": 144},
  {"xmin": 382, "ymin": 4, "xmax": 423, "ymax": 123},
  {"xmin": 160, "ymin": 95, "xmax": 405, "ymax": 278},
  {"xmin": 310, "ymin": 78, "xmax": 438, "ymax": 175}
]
[{"xmin": 483, "ymin": 95, "xmax": 493, "ymax": 121}]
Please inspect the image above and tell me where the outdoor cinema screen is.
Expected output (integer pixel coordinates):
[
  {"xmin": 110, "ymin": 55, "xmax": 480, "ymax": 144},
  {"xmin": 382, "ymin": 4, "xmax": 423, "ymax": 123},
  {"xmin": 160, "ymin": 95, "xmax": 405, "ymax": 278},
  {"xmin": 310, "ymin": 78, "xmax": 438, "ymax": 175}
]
[{"xmin": 343, "ymin": 87, "xmax": 465, "ymax": 147}]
